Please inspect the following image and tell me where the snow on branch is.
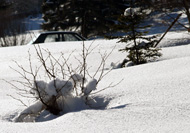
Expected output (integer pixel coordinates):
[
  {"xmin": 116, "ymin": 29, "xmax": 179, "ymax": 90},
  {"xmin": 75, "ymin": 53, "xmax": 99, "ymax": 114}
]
[{"xmin": 5, "ymin": 41, "xmax": 119, "ymax": 122}]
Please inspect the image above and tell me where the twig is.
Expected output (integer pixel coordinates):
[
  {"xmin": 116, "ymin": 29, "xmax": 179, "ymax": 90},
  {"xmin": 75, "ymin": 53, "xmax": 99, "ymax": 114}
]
[
  {"xmin": 7, "ymin": 94, "xmax": 28, "ymax": 107},
  {"xmin": 90, "ymin": 79, "xmax": 124, "ymax": 95}
]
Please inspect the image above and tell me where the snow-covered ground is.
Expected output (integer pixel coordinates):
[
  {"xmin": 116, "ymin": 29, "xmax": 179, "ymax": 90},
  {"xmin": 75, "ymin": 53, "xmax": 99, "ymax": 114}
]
[
  {"xmin": 0, "ymin": 31, "xmax": 190, "ymax": 132},
  {"xmin": 1, "ymin": 12, "xmax": 190, "ymax": 132}
]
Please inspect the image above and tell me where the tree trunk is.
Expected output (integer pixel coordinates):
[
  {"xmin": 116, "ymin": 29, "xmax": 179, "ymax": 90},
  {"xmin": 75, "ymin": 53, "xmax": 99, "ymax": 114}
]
[
  {"xmin": 81, "ymin": 11, "xmax": 87, "ymax": 38},
  {"xmin": 130, "ymin": 0, "xmax": 139, "ymax": 65}
]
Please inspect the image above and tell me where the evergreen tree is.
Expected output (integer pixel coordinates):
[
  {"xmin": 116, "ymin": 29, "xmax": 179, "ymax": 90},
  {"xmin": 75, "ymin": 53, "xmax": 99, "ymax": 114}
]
[
  {"xmin": 105, "ymin": 0, "xmax": 129, "ymax": 33},
  {"xmin": 42, "ymin": 0, "xmax": 66, "ymax": 31},
  {"xmin": 70, "ymin": 0, "xmax": 110, "ymax": 38},
  {"xmin": 42, "ymin": 0, "xmax": 109, "ymax": 37},
  {"xmin": 41, "ymin": 0, "xmax": 128, "ymax": 38},
  {"xmin": 110, "ymin": 0, "xmax": 162, "ymax": 66},
  {"xmin": 0, "ymin": 0, "xmax": 12, "ymax": 10}
]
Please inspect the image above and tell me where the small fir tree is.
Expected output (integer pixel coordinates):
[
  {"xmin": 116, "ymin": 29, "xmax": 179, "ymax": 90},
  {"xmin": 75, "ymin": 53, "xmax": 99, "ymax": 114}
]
[{"xmin": 111, "ymin": 1, "xmax": 162, "ymax": 66}]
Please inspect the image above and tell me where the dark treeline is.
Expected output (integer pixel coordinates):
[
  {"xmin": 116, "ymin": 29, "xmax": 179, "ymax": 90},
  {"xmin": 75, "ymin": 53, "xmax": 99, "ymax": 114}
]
[
  {"xmin": 41, "ymin": 0, "xmax": 190, "ymax": 38},
  {"xmin": 0, "ymin": 0, "xmax": 42, "ymax": 37},
  {"xmin": 41, "ymin": 0, "xmax": 128, "ymax": 38},
  {"xmin": 0, "ymin": 0, "xmax": 189, "ymax": 39}
]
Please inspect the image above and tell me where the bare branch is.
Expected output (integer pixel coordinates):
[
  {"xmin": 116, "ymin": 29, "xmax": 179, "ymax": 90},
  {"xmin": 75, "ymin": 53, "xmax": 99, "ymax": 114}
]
[
  {"xmin": 90, "ymin": 79, "xmax": 124, "ymax": 95},
  {"xmin": 7, "ymin": 94, "xmax": 28, "ymax": 107},
  {"xmin": 34, "ymin": 45, "xmax": 56, "ymax": 79}
]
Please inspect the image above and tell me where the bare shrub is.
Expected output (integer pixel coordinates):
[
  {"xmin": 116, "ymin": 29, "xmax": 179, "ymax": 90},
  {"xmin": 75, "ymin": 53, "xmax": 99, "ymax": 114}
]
[
  {"xmin": 6, "ymin": 42, "xmax": 119, "ymax": 122},
  {"xmin": 0, "ymin": 33, "xmax": 28, "ymax": 47}
]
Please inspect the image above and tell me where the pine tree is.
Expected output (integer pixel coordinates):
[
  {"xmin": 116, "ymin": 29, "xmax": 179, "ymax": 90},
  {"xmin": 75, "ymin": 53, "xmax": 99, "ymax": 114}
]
[
  {"xmin": 70, "ymin": 0, "xmax": 110, "ymax": 37},
  {"xmin": 42, "ymin": 0, "xmax": 66, "ymax": 31},
  {"xmin": 71, "ymin": 0, "xmax": 129, "ymax": 37},
  {"xmin": 0, "ymin": 0, "xmax": 11, "ymax": 10},
  {"xmin": 41, "ymin": 0, "xmax": 128, "ymax": 38},
  {"xmin": 42, "ymin": 0, "xmax": 109, "ymax": 37},
  {"xmin": 110, "ymin": 0, "xmax": 162, "ymax": 66},
  {"xmin": 105, "ymin": 0, "xmax": 129, "ymax": 33}
]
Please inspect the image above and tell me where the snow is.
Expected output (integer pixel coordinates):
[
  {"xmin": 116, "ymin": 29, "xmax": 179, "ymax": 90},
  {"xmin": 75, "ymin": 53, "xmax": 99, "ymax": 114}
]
[
  {"xmin": 70, "ymin": 74, "xmax": 84, "ymax": 85},
  {"xmin": 158, "ymin": 31, "xmax": 190, "ymax": 48},
  {"xmin": 58, "ymin": 80, "xmax": 73, "ymax": 96},
  {"xmin": 46, "ymin": 80, "xmax": 59, "ymax": 96},
  {"xmin": 16, "ymin": 101, "xmax": 44, "ymax": 122},
  {"xmin": 1, "ymin": 37, "xmax": 190, "ymax": 132},
  {"xmin": 23, "ymin": 14, "xmax": 44, "ymax": 31},
  {"xmin": 84, "ymin": 79, "xmax": 97, "ymax": 95},
  {"xmin": 1, "ymin": 12, "xmax": 190, "ymax": 133},
  {"xmin": 124, "ymin": 7, "xmax": 141, "ymax": 16}
]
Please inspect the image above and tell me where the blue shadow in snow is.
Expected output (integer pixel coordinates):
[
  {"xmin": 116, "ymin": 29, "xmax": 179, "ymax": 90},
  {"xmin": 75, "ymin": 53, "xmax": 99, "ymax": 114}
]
[{"xmin": 110, "ymin": 104, "xmax": 131, "ymax": 110}]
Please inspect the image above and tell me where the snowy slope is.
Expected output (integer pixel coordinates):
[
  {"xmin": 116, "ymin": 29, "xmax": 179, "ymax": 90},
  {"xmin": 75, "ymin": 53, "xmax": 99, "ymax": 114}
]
[{"xmin": 0, "ymin": 31, "xmax": 190, "ymax": 133}]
